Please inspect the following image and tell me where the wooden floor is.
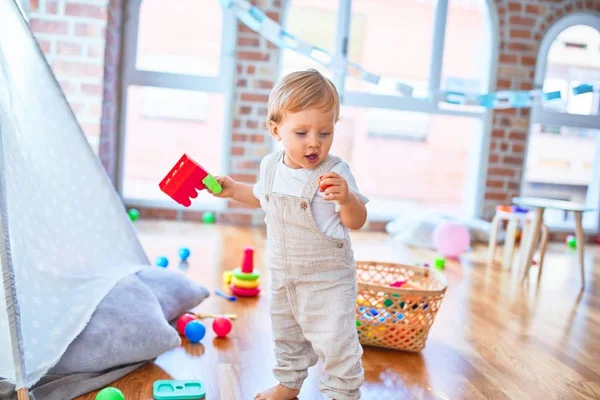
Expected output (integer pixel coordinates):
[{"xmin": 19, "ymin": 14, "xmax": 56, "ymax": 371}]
[{"xmin": 78, "ymin": 220, "xmax": 600, "ymax": 400}]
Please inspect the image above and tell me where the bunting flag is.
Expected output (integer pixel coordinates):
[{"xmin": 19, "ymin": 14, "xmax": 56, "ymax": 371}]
[{"xmin": 219, "ymin": 0, "xmax": 599, "ymax": 109}]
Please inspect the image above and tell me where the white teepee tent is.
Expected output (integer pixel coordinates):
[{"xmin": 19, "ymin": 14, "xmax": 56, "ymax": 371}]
[{"xmin": 0, "ymin": 1, "xmax": 150, "ymax": 397}]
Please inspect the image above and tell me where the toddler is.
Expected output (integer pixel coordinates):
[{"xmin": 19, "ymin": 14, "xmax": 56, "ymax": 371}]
[{"xmin": 210, "ymin": 69, "xmax": 368, "ymax": 400}]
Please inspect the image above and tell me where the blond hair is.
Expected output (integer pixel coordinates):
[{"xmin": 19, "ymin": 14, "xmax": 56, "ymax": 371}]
[{"xmin": 267, "ymin": 69, "xmax": 340, "ymax": 125}]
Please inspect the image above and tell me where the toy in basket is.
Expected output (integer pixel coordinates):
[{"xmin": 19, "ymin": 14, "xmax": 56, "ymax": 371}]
[{"xmin": 355, "ymin": 261, "xmax": 448, "ymax": 352}]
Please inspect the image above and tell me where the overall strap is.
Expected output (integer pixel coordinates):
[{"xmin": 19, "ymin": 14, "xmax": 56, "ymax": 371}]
[
  {"xmin": 264, "ymin": 150, "xmax": 285, "ymax": 195},
  {"xmin": 300, "ymin": 155, "xmax": 342, "ymax": 199}
]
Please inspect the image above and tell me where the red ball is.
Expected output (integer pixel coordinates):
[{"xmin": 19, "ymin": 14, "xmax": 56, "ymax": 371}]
[
  {"xmin": 176, "ymin": 313, "xmax": 196, "ymax": 336},
  {"xmin": 212, "ymin": 317, "xmax": 232, "ymax": 338}
]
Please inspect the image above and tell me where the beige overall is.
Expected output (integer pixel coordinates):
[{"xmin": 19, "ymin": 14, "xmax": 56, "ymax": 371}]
[{"xmin": 262, "ymin": 151, "xmax": 364, "ymax": 399}]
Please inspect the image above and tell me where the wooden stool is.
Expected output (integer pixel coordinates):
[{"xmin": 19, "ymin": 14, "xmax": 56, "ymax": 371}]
[{"xmin": 488, "ymin": 207, "xmax": 548, "ymax": 274}]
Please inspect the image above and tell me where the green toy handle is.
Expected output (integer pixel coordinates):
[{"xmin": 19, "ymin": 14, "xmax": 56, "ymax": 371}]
[{"xmin": 202, "ymin": 174, "xmax": 222, "ymax": 195}]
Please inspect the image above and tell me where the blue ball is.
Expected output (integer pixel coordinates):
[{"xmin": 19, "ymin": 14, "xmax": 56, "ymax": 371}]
[
  {"xmin": 179, "ymin": 247, "xmax": 191, "ymax": 261},
  {"xmin": 155, "ymin": 256, "xmax": 169, "ymax": 268},
  {"xmin": 184, "ymin": 320, "xmax": 206, "ymax": 343}
]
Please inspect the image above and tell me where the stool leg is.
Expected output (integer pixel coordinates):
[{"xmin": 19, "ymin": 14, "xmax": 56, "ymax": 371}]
[
  {"xmin": 488, "ymin": 215, "xmax": 500, "ymax": 266},
  {"xmin": 521, "ymin": 208, "xmax": 545, "ymax": 283},
  {"xmin": 503, "ymin": 218, "xmax": 518, "ymax": 270},
  {"xmin": 574, "ymin": 211, "xmax": 586, "ymax": 290},
  {"xmin": 537, "ymin": 224, "xmax": 549, "ymax": 284},
  {"xmin": 519, "ymin": 219, "xmax": 530, "ymax": 274}
]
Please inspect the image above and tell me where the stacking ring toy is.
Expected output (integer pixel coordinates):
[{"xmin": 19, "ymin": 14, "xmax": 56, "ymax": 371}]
[
  {"xmin": 230, "ymin": 284, "xmax": 261, "ymax": 297},
  {"xmin": 232, "ymin": 276, "xmax": 260, "ymax": 289}
]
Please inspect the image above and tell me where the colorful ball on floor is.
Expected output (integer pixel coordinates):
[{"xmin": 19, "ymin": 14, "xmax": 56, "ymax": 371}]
[
  {"xmin": 434, "ymin": 256, "xmax": 445, "ymax": 270},
  {"xmin": 202, "ymin": 211, "xmax": 216, "ymax": 224},
  {"xmin": 212, "ymin": 317, "xmax": 233, "ymax": 338},
  {"xmin": 179, "ymin": 247, "xmax": 191, "ymax": 261},
  {"xmin": 95, "ymin": 387, "xmax": 125, "ymax": 400},
  {"xmin": 184, "ymin": 320, "xmax": 206, "ymax": 343},
  {"xmin": 566, "ymin": 235, "xmax": 577, "ymax": 249},
  {"xmin": 176, "ymin": 313, "xmax": 196, "ymax": 336},
  {"xmin": 155, "ymin": 256, "xmax": 169, "ymax": 268},
  {"xmin": 433, "ymin": 222, "xmax": 470, "ymax": 258},
  {"xmin": 127, "ymin": 208, "xmax": 139, "ymax": 222}
]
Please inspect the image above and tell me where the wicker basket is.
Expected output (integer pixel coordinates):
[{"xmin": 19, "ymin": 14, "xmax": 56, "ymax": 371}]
[{"xmin": 355, "ymin": 261, "xmax": 448, "ymax": 352}]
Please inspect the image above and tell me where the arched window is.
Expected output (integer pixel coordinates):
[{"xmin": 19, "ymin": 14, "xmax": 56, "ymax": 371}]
[
  {"xmin": 523, "ymin": 15, "xmax": 600, "ymax": 232},
  {"xmin": 280, "ymin": 0, "xmax": 495, "ymax": 220},
  {"xmin": 118, "ymin": 0, "xmax": 236, "ymax": 210}
]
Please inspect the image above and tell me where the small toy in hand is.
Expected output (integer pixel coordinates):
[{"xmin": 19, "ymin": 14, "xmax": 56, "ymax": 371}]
[
  {"xmin": 159, "ymin": 154, "xmax": 222, "ymax": 207},
  {"xmin": 318, "ymin": 175, "xmax": 332, "ymax": 192}
]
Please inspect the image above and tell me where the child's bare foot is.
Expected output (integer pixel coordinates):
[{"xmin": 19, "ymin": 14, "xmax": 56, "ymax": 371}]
[{"xmin": 254, "ymin": 384, "xmax": 300, "ymax": 400}]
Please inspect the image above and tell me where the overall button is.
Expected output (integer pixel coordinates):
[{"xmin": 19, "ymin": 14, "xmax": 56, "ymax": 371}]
[
  {"xmin": 337, "ymin": 243, "xmax": 344, "ymax": 249},
  {"xmin": 300, "ymin": 201, "xmax": 308, "ymax": 210},
  {"xmin": 265, "ymin": 194, "xmax": 270, "ymax": 201}
]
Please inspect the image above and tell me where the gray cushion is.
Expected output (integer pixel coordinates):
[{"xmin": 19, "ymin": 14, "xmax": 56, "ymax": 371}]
[
  {"xmin": 136, "ymin": 267, "xmax": 210, "ymax": 322},
  {"xmin": 49, "ymin": 274, "xmax": 181, "ymax": 375}
]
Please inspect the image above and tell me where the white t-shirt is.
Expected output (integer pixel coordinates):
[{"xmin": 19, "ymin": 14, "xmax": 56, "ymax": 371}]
[{"xmin": 252, "ymin": 155, "xmax": 369, "ymax": 240}]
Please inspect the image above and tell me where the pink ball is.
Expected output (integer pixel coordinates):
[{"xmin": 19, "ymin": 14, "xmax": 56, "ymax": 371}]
[
  {"xmin": 433, "ymin": 222, "xmax": 470, "ymax": 258},
  {"xmin": 212, "ymin": 317, "xmax": 232, "ymax": 338},
  {"xmin": 176, "ymin": 313, "xmax": 196, "ymax": 336}
]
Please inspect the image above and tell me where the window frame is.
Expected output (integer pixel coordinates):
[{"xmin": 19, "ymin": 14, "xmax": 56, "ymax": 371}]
[
  {"xmin": 117, "ymin": 0, "xmax": 237, "ymax": 211},
  {"xmin": 279, "ymin": 0, "xmax": 499, "ymax": 220},
  {"xmin": 527, "ymin": 13, "xmax": 600, "ymax": 233}
]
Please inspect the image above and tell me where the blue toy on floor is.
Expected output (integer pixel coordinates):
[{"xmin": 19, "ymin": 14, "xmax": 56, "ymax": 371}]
[{"xmin": 153, "ymin": 380, "xmax": 205, "ymax": 399}]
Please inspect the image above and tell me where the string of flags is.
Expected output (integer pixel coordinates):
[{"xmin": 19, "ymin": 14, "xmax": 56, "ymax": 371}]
[{"xmin": 218, "ymin": 0, "xmax": 599, "ymax": 109}]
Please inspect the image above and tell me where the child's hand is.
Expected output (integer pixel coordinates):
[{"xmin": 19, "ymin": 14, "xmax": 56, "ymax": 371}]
[
  {"xmin": 210, "ymin": 176, "xmax": 237, "ymax": 198},
  {"xmin": 319, "ymin": 172, "xmax": 353, "ymax": 206}
]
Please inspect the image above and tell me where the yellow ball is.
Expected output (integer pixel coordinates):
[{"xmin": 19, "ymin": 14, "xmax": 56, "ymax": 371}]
[
  {"xmin": 222, "ymin": 271, "xmax": 233, "ymax": 284},
  {"xmin": 231, "ymin": 276, "xmax": 260, "ymax": 289}
]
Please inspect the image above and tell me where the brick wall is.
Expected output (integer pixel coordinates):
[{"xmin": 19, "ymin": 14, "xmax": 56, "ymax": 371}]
[
  {"xmin": 222, "ymin": 0, "xmax": 283, "ymax": 226},
  {"xmin": 483, "ymin": 0, "xmax": 600, "ymax": 219},
  {"xmin": 29, "ymin": 0, "xmax": 109, "ymax": 154}
]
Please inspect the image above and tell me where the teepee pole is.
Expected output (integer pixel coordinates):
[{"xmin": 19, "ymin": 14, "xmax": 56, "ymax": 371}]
[
  {"xmin": 17, "ymin": 388, "xmax": 29, "ymax": 400},
  {"xmin": 0, "ymin": 4, "xmax": 29, "ymax": 391}
]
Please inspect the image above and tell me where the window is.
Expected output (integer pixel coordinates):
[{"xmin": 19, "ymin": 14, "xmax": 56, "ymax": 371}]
[
  {"xmin": 524, "ymin": 19, "xmax": 600, "ymax": 232},
  {"xmin": 135, "ymin": 0, "xmax": 222, "ymax": 76},
  {"xmin": 280, "ymin": 0, "xmax": 494, "ymax": 220},
  {"xmin": 119, "ymin": 0, "xmax": 235, "ymax": 209}
]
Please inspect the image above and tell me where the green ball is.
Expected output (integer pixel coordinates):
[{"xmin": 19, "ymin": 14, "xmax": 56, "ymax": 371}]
[
  {"xmin": 95, "ymin": 387, "xmax": 124, "ymax": 400},
  {"xmin": 127, "ymin": 208, "xmax": 140, "ymax": 222},
  {"xmin": 566, "ymin": 235, "xmax": 577, "ymax": 249},
  {"xmin": 434, "ymin": 256, "xmax": 446, "ymax": 270},
  {"xmin": 202, "ymin": 211, "xmax": 216, "ymax": 224}
]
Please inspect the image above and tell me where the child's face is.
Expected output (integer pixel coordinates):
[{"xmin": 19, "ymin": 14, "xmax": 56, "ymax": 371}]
[{"xmin": 270, "ymin": 107, "xmax": 336, "ymax": 169}]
